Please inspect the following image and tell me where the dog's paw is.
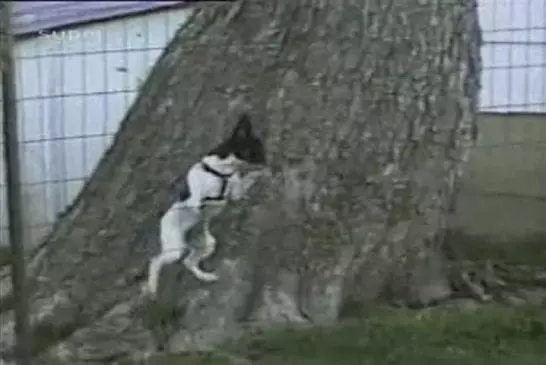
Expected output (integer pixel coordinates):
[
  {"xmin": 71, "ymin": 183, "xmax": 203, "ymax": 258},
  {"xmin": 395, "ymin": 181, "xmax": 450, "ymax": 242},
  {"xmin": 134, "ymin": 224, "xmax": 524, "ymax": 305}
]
[
  {"xmin": 204, "ymin": 235, "xmax": 217, "ymax": 247},
  {"xmin": 141, "ymin": 283, "xmax": 157, "ymax": 299},
  {"xmin": 195, "ymin": 271, "xmax": 219, "ymax": 283},
  {"xmin": 245, "ymin": 170, "xmax": 266, "ymax": 180}
]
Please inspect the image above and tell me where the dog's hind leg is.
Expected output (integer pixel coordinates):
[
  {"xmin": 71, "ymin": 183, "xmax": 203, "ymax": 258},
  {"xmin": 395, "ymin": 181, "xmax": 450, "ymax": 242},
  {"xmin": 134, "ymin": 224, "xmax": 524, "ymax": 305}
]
[
  {"xmin": 183, "ymin": 250, "xmax": 219, "ymax": 282},
  {"xmin": 146, "ymin": 204, "xmax": 198, "ymax": 296},
  {"xmin": 147, "ymin": 249, "xmax": 182, "ymax": 297},
  {"xmin": 183, "ymin": 218, "xmax": 219, "ymax": 283}
]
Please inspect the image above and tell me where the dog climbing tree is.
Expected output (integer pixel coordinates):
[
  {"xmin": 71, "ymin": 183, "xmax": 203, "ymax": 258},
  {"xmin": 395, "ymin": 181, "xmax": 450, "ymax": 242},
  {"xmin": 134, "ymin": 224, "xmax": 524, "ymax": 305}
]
[{"xmin": 0, "ymin": 0, "xmax": 482, "ymax": 362}]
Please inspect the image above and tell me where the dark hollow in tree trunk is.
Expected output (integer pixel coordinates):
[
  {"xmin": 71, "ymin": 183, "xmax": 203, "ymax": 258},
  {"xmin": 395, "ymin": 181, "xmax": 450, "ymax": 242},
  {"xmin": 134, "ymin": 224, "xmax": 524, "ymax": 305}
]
[{"xmin": 0, "ymin": 0, "xmax": 481, "ymax": 362}]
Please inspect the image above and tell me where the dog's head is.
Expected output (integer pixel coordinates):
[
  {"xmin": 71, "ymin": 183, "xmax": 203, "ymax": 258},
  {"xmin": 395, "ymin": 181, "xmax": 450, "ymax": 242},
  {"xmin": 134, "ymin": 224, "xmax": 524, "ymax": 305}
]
[
  {"xmin": 208, "ymin": 114, "xmax": 266, "ymax": 167},
  {"xmin": 229, "ymin": 114, "xmax": 266, "ymax": 165}
]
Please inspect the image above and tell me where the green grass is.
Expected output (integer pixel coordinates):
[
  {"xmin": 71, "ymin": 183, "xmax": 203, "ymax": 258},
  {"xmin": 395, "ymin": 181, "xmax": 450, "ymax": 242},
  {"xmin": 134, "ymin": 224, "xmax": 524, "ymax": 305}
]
[{"xmin": 146, "ymin": 306, "xmax": 546, "ymax": 365}]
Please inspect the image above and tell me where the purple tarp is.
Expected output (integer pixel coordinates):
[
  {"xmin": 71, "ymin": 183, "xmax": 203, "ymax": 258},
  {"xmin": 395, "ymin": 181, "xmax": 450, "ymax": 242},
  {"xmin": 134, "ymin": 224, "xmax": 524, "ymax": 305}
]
[{"xmin": 12, "ymin": 1, "xmax": 187, "ymax": 36}]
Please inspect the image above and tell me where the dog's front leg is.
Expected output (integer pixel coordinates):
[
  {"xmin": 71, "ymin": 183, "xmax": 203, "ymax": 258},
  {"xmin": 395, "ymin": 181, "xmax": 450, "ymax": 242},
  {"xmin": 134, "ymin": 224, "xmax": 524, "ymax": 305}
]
[
  {"xmin": 230, "ymin": 169, "xmax": 268, "ymax": 201},
  {"xmin": 202, "ymin": 218, "xmax": 217, "ymax": 257}
]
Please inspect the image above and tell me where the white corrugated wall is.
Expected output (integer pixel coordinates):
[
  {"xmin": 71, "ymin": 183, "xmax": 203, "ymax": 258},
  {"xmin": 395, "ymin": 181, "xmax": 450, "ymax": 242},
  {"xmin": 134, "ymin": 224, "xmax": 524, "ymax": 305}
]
[
  {"xmin": 0, "ymin": 7, "xmax": 191, "ymax": 246},
  {"xmin": 478, "ymin": 0, "xmax": 546, "ymax": 113}
]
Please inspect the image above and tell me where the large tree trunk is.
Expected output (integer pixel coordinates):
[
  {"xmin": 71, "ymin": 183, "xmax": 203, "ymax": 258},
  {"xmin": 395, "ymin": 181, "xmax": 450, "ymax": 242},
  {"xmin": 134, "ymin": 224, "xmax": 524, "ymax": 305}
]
[{"xmin": 0, "ymin": 0, "xmax": 481, "ymax": 362}]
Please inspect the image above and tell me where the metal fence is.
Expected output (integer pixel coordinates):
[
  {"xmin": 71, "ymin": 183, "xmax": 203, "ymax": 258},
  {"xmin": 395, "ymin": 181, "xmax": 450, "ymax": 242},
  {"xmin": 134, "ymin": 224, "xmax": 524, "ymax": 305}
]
[
  {"xmin": 0, "ymin": 0, "xmax": 546, "ymax": 247},
  {"xmin": 0, "ymin": 0, "xmax": 545, "ymax": 249}
]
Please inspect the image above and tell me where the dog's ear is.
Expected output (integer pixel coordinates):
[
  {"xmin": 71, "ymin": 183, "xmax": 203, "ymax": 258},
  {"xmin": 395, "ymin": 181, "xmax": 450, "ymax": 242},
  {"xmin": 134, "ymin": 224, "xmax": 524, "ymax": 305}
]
[{"xmin": 230, "ymin": 114, "xmax": 254, "ymax": 140}]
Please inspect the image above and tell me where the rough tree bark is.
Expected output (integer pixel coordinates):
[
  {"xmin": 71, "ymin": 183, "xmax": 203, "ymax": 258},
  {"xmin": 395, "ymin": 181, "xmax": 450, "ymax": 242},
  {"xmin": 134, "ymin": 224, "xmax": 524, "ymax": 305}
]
[{"xmin": 0, "ymin": 0, "xmax": 481, "ymax": 363}]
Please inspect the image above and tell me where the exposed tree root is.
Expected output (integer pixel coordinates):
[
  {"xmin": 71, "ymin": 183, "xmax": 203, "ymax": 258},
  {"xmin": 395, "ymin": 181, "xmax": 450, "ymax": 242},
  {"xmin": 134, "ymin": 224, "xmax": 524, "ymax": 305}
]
[{"xmin": 448, "ymin": 258, "xmax": 546, "ymax": 306}]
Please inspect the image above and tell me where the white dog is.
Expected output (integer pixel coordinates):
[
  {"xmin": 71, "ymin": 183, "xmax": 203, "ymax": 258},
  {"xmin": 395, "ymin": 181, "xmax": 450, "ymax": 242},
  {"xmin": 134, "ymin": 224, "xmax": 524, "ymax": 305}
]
[{"xmin": 146, "ymin": 114, "xmax": 267, "ymax": 297}]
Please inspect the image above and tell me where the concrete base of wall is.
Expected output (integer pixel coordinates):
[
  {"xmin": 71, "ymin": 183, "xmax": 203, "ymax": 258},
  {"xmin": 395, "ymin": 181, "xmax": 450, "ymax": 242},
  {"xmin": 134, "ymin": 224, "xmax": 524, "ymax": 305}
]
[
  {"xmin": 452, "ymin": 189, "xmax": 546, "ymax": 240},
  {"xmin": 451, "ymin": 113, "xmax": 546, "ymax": 241}
]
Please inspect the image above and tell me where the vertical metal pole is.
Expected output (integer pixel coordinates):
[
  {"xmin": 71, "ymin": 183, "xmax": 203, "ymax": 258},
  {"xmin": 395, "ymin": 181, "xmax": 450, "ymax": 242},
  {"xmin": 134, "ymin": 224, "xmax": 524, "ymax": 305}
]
[{"xmin": 0, "ymin": 3, "xmax": 32, "ymax": 365}]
